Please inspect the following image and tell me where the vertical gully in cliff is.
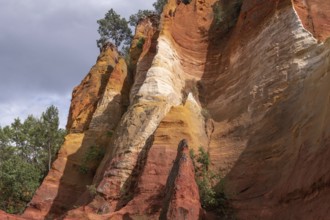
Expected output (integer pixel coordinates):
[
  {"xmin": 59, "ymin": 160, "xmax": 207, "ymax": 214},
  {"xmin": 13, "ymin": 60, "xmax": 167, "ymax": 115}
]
[{"xmin": 159, "ymin": 139, "xmax": 201, "ymax": 220}]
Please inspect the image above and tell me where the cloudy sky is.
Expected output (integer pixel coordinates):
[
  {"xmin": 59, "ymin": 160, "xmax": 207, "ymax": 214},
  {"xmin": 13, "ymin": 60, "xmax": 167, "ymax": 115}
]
[{"xmin": 0, "ymin": 0, "xmax": 154, "ymax": 128}]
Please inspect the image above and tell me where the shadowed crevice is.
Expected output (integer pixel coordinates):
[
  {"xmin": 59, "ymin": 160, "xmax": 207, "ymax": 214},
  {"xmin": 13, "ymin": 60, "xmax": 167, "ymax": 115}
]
[
  {"xmin": 115, "ymin": 134, "xmax": 155, "ymax": 210},
  {"xmin": 159, "ymin": 139, "xmax": 188, "ymax": 220}
]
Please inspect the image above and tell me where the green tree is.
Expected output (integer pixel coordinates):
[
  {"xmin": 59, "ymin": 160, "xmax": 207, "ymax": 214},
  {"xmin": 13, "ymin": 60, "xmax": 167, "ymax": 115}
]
[
  {"xmin": 38, "ymin": 105, "xmax": 66, "ymax": 172},
  {"xmin": 0, "ymin": 105, "xmax": 66, "ymax": 214},
  {"xmin": 0, "ymin": 155, "xmax": 41, "ymax": 214},
  {"xmin": 96, "ymin": 9, "xmax": 132, "ymax": 49},
  {"xmin": 129, "ymin": 10, "xmax": 155, "ymax": 26},
  {"xmin": 153, "ymin": 0, "xmax": 167, "ymax": 15},
  {"xmin": 96, "ymin": 0, "xmax": 167, "ymax": 53},
  {"xmin": 0, "ymin": 126, "xmax": 13, "ymax": 161}
]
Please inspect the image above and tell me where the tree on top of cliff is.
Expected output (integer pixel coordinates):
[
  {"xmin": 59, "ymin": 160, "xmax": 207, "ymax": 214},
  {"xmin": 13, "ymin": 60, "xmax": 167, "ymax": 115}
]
[
  {"xmin": 153, "ymin": 0, "xmax": 167, "ymax": 15},
  {"xmin": 129, "ymin": 10, "xmax": 155, "ymax": 26},
  {"xmin": 96, "ymin": 0, "xmax": 167, "ymax": 51},
  {"xmin": 97, "ymin": 9, "xmax": 132, "ymax": 49}
]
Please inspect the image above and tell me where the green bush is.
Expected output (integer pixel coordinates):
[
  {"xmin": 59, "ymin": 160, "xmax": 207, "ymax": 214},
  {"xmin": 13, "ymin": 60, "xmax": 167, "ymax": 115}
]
[
  {"xmin": 106, "ymin": 130, "xmax": 114, "ymax": 137},
  {"xmin": 0, "ymin": 155, "xmax": 41, "ymax": 213},
  {"xmin": 190, "ymin": 147, "xmax": 233, "ymax": 217},
  {"xmin": 85, "ymin": 146, "xmax": 105, "ymax": 161},
  {"xmin": 136, "ymin": 37, "xmax": 145, "ymax": 49},
  {"xmin": 78, "ymin": 146, "xmax": 105, "ymax": 174},
  {"xmin": 78, "ymin": 165, "xmax": 89, "ymax": 174},
  {"xmin": 197, "ymin": 174, "xmax": 218, "ymax": 208},
  {"xmin": 196, "ymin": 147, "xmax": 210, "ymax": 171},
  {"xmin": 192, "ymin": 147, "xmax": 218, "ymax": 209},
  {"xmin": 86, "ymin": 184, "xmax": 97, "ymax": 196}
]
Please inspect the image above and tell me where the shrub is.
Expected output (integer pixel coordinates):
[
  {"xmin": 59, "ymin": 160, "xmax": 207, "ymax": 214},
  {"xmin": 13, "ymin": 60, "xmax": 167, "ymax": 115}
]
[
  {"xmin": 129, "ymin": 10, "xmax": 155, "ymax": 26},
  {"xmin": 106, "ymin": 130, "xmax": 114, "ymax": 137},
  {"xmin": 197, "ymin": 174, "xmax": 219, "ymax": 209},
  {"xmin": 190, "ymin": 147, "xmax": 233, "ymax": 217},
  {"xmin": 84, "ymin": 146, "xmax": 105, "ymax": 161},
  {"xmin": 191, "ymin": 147, "xmax": 217, "ymax": 209},
  {"xmin": 78, "ymin": 165, "xmax": 89, "ymax": 174},
  {"xmin": 197, "ymin": 147, "xmax": 210, "ymax": 171},
  {"xmin": 136, "ymin": 37, "xmax": 145, "ymax": 49},
  {"xmin": 86, "ymin": 184, "xmax": 97, "ymax": 196},
  {"xmin": 78, "ymin": 146, "xmax": 105, "ymax": 174}
]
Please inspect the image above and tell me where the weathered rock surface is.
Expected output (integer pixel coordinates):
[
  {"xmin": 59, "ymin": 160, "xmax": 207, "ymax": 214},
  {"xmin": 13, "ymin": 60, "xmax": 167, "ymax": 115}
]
[
  {"xmin": 23, "ymin": 43, "xmax": 130, "ymax": 219},
  {"xmin": 66, "ymin": 43, "xmax": 121, "ymax": 133},
  {"xmin": 0, "ymin": 211, "xmax": 26, "ymax": 220},
  {"xmin": 293, "ymin": 0, "xmax": 330, "ymax": 41},
  {"xmin": 159, "ymin": 140, "xmax": 201, "ymax": 220},
  {"xmin": 3, "ymin": 0, "xmax": 329, "ymax": 219}
]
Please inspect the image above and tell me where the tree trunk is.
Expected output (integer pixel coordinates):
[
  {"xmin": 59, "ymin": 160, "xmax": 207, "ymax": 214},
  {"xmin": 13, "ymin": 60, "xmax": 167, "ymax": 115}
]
[{"xmin": 48, "ymin": 142, "xmax": 51, "ymax": 171}]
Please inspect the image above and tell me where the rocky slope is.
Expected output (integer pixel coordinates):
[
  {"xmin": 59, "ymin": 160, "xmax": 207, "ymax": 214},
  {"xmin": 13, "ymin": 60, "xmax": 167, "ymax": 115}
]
[{"xmin": 1, "ymin": 0, "xmax": 329, "ymax": 219}]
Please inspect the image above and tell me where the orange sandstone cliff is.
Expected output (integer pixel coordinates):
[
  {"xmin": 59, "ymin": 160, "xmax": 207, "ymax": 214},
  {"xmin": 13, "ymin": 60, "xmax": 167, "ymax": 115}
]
[{"xmin": 1, "ymin": 0, "xmax": 329, "ymax": 219}]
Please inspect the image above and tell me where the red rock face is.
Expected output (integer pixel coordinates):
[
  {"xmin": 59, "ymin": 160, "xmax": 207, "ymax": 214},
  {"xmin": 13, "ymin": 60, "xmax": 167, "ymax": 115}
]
[
  {"xmin": 65, "ymin": 101, "xmax": 206, "ymax": 219},
  {"xmin": 3, "ymin": 1, "xmax": 330, "ymax": 220},
  {"xmin": 293, "ymin": 0, "xmax": 330, "ymax": 41},
  {"xmin": 160, "ymin": 141, "xmax": 201, "ymax": 220},
  {"xmin": 23, "ymin": 43, "xmax": 130, "ymax": 219},
  {"xmin": 66, "ymin": 43, "xmax": 120, "ymax": 133},
  {"xmin": 0, "ymin": 211, "xmax": 26, "ymax": 220},
  {"xmin": 199, "ymin": 0, "xmax": 330, "ymax": 219}
]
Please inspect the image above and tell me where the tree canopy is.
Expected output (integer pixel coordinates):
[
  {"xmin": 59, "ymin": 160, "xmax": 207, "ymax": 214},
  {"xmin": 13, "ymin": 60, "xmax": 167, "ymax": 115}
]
[
  {"xmin": 128, "ymin": 10, "xmax": 155, "ymax": 26},
  {"xmin": 96, "ymin": 9, "xmax": 132, "ymax": 49},
  {"xmin": 96, "ymin": 0, "xmax": 168, "ymax": 50},
  {"xmin": 0, "ymin": 105, "xmax": 66, "ymax": 214},
  {"xmin": 153, "ymin": 0, "xmax": 167, "ymax": 15}
]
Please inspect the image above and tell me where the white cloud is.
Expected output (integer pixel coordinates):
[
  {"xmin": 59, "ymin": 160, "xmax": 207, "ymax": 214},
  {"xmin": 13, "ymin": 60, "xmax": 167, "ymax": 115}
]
[{"xmin": 0, "ymin": 94, "xmax": 71, "ymax": 128}]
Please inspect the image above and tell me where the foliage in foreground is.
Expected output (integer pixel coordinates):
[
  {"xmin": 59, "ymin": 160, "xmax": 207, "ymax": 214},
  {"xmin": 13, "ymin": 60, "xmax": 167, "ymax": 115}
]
[
  {"xmin": 190, "ymin": 147, "xmax": 234, "ymax": 218},
  {"xmin": 0, "ymin": 155, "xmax": 40, "ymax": 213},
  {"xmin": 0, "ymin": 105, "xmax": 66, "ymax": 214}
]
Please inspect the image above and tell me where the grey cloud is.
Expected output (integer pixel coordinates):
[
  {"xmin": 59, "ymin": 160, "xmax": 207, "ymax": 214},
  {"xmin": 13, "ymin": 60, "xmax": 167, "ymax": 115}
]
[{"xmin": 0, "ymin": 0, "xmax": 154, "ymax": 127}]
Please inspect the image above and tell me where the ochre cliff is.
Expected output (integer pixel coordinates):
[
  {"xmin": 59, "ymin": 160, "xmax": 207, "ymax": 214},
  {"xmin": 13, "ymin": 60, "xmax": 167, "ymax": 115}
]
[
  {"xmin": 22, "ymin": 43, "xmax": 130, "ymax": 219},
  {"xmin": 293, "ymin": 0, "xmax": 330, "ymax": 41},
  {"xmin": 0, "ymin": 210, "xmax": 25, "ymax": 220},
  {"xmin": 1, "ymin": 0, "xmax": 329, "ymax": 219}
]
